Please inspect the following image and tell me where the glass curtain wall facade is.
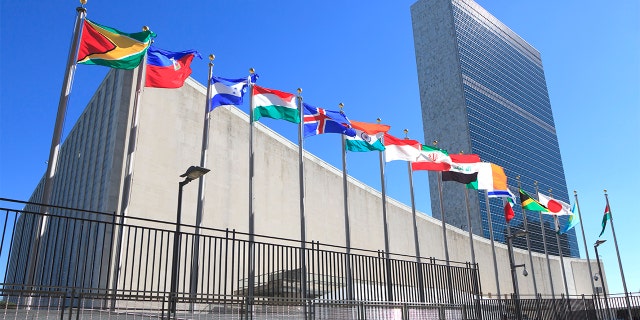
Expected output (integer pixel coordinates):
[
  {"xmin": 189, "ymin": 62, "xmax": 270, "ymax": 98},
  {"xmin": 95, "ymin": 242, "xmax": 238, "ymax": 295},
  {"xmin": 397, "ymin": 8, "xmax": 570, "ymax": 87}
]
[{"xmin": 411, "ymin": 0, "xmax": 579, "ymax": 257}]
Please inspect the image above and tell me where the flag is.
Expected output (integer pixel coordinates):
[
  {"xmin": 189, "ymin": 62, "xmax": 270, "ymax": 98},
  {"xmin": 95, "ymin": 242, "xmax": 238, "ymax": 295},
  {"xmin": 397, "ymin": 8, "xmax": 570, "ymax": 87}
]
[
  {"xmin": 537, "ymin": 193, "xmax": 572, "ymax": 216},
  {"xmin": 210, "ymin": 76, "xmax": 254, "ymax": 110},
  {"xmin": 441, "ymin": 154, "xmax": 481, "ymax": 184},
  {"xmin": 145, "ymin": 46, "xmax": 201, "ymax": 88},
  {"xmin": 77, "ymin": 19, "xmax": 155, "ymax": 69},
  {"xmin": 558, "ymin": 204, "xmax": 579, "ymax": 235},
  {"xmin": 467, "ymin": 162, "xmax": 503, "ymax": 189},
  {"xmin": 599, "ymin": 204, "xmax": 611, "ymax": 237},
  {"xmin": 411, "ymin": 145, "xmax": 452, "ymax": 171},
  {"xmin": 303, "ymin": 103, "xmax": 356, "ymax": 138},
  {"xmin": 252, "ymin": 85, "xmax": 299, "ymax": 123},
  {"xmin": 505, "ymin": 197, "xmax": 515, "ymax": 222},
  {"xmin": 468, "ymin": 163, "xmax": 516, "ymax": 197},
  {"xmin": 519, "ymin": 189, "xmax": 549, "ymax": 212},
  {"xmin": 383, "ymin": 133, "xmax": 421, "ymax": 162},
  {"xmin": 345, "ymin": 120, "xmax": 390, "ymax": 152}
]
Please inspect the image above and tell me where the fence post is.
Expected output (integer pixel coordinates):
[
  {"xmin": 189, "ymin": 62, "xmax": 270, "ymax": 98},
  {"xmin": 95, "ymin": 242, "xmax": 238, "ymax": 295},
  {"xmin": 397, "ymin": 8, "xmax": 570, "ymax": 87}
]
[
  {"xmin": 402, "ymin": 302, "xmax": 408, "ymax": 320},
  {"xmin": 535, "ymin": 293, "xmax": 542, "ymax": 320},
  {"xmin": 67, "ymin": 288, "xmax": 75, "ymax": 320}
]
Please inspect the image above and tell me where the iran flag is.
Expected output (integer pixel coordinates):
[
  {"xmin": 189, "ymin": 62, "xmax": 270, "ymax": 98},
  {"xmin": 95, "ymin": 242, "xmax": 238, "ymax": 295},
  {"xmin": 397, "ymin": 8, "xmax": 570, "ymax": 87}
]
[{"xmin": 537, "ymin": 193, "xmax": 572, "ymax": 215}]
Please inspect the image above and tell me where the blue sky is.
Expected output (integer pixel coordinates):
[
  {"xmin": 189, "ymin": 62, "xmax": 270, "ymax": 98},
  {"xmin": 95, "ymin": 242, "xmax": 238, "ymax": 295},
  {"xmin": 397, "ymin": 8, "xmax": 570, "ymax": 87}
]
[{"xmin": 1, "ymin": 1, "xmax": 638, "ymax": 294}]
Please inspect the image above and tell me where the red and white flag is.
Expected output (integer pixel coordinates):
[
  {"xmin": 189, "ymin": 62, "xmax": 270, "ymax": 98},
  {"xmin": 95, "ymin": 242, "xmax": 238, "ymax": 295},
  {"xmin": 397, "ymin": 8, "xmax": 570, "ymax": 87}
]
[
  {"xmin": 383, "ymin": 133, "xmax": 421, "ymax": 162},
  {"xmin": 537, "ymin": 193, "xmax": 572, "ymax": 215}
]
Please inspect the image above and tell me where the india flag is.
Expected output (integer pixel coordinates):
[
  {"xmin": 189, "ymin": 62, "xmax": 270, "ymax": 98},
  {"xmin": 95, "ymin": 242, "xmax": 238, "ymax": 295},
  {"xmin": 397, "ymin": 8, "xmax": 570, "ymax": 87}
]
[
  {"xmin": 345, "ymin": 120, "xmax": 390, "ymax": 152},
  {"xmin": 252, "ymin": 85, "xmax": 299, "ymax": 123}
]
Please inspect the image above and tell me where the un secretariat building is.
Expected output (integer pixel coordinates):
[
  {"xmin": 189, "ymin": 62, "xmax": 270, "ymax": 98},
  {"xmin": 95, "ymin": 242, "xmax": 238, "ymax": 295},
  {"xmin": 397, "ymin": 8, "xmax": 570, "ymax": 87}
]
[{"xmin": 411, "ymin": 0, "xmax": 580, "ymax": 259}]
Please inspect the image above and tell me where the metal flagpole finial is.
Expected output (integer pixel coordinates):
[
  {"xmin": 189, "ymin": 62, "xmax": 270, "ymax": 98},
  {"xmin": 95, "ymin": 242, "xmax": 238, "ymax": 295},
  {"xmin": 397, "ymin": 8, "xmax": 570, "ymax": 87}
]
[
  {"xmin": 249, "ymin": 68, "xmax": 255, "ymax": 74},
  {"xmin": 297, "ymin": 88, "xmax": 302, "ymax": 95},
  {"xmin": 80, "ymin": 0, "xmax": 87, "ymax": 6},
  {"xmin": 574, "ymin": 190, "xmax": 577, "ymax": 195},
  {"xmin": 339, "ymin": 102, "xmax": 344, "ymax": 110},
  {"xmin": 209, "ymin": 54, "xmax": 215, "ymax": 61},
  {"xmin": 534, "ymin": 181, "xmax": 538, "ymax": 186},
  {"xmin": 142, "ymin": 26, "xmax": 150, "ymax": 31},
  {"xmin": 604, "ymin": 189, "xmax": 607, "ymax": 194},
  {"xmin": 403, "ymin": 129, "xmax": 408, "ymax": 139},
  {"xmin": 433, "ymin": 140, "xmax": 438, "ymax": 146},
  {"xmin": 516, "ymin": 175, "xmax": 521, "ymax": 181},
  {"xmin": 376, "ymin": 118, "xmax": 381, "ymax": 124}
]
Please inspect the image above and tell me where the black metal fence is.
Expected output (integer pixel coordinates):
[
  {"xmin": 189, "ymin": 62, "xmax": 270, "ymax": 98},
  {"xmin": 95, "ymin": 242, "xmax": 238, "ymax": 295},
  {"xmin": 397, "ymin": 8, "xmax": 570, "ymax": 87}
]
[{"xmin": 1, "ymin": 198, "xmax": 639, "ymax": 319}]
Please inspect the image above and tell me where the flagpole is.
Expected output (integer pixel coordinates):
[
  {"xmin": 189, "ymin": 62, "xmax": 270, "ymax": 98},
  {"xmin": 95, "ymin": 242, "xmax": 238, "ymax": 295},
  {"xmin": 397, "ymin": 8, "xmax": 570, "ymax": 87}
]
[
  {"xmin": 464, "ymin": 184, "xmax": 483, "ymax": 317},
  {"xmin": 190, "ymin": 54, "xmax": 215, "ymax": 305},
  {"xmin": 404, "ymin": 129, "xmax": 425, "ymax": 302},
  {"xmin": 378, "ymin": 119, "xmax": 393, "ymax": 302},
  {"xmin": 484, "ymin": 192, "xmax": 503, "ymax": 304},
  {"xmin": 463, "ymin": 187, "xmax": 477, "ymax": 267},
  {"xmin": 110, "ymin": 29, "xmax": 150, "ymax": 307},
  {"xmin": 573, "ymin": 191, "xmax": 596, "ymax": 296},
  {"xmin": 296, "ymin": 89, "xmax": 308, "ymax": 305},
  {"xmin": 516, "ymin": 177, "xmax": 539, "ymax": 298},
  {"xmin": 548, "ymin": 189, "xmax": 570, "ymax": 298},
  {"xmin": 247, "ymin": 68, "xmax": 256, "ymax": 316},
  {"xmin": 534, "ymin": 181, "xmax": 555, "ymax": 299},
  {"xmin": 25, "ymin": 2, "xmax": 87, "ymax": 293},
  {"xmin": 340, "ymin": 104, "xmax": 354, "ymax": 301},
  {"xmin": 506, "ymin": 220, "xmax": 523, "ymax": 318},
  {"xmin": 604, "ymin": 190, "xmax": 633, "ymax": 320},
  {"xmin": 434, "ymin": 140, "xmax": 454, "ymax": 304}
]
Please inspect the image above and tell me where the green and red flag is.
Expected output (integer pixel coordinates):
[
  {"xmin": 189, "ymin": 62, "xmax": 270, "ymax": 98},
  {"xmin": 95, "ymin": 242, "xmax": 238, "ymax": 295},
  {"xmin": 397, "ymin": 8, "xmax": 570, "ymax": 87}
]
[
  {"xmin": 599, "ymin": 204, "xmax": 611, "ymax": 237},
  {"xmin": 504, "ymin": 197, "xmax": 515, "ymax": 222},
  {"xmin": 251, "ymin": 85, "xmax": 299, "ymax": 123},
  {"xmin": 77, "ymin": 19, "xmax": 156, "ymax": 69}
]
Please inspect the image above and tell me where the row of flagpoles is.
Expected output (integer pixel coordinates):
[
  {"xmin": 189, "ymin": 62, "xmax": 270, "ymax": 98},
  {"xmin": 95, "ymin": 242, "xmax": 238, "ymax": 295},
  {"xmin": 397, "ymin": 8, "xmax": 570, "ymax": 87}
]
[{"xmin": 36, "ymin": 4, "xmax": 632, "ymax": 317}]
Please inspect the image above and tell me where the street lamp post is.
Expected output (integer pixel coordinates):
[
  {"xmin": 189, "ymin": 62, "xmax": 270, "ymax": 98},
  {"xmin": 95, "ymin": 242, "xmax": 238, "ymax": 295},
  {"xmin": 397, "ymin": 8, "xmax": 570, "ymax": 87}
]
[
  {"xmin": 594, "ymin": 240, "xmax": 611, "ymax": 319},
  {"xmin": 169, "ymin": 166, "xmax": 210, "ymax": 318},
  {"xmin": 507, "ymin": 228, "xmax": 528, "ymax": 320}
]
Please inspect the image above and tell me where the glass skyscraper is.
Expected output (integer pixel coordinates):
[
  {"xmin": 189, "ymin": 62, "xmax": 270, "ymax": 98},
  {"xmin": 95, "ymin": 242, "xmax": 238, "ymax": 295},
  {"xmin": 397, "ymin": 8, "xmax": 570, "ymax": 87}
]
[{"xmin": 411, "ymin": 0, "xmax": 579, "ymax": 258}]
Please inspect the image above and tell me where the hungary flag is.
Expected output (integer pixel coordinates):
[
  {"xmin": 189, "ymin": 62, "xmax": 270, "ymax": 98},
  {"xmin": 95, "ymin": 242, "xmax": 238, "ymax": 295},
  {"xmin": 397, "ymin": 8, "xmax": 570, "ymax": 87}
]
[
  {"xmin": 345, "ymin": 120, "xmax": 390, "ymax": 152},
  {"xmin": 252, "ymin": 85, "xmax": 299, "ymax": 123},
  {"xmin": 77, "ymin": 19, "xmax": 155, "ymax": 69}
]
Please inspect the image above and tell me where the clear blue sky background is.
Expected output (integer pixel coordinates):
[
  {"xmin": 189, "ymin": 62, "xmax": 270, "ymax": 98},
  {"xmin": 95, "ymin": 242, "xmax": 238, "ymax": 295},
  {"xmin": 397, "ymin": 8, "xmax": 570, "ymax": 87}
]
[{"xmin": 1, "ymin": 1, "xmax": 638, "ymax": 294}]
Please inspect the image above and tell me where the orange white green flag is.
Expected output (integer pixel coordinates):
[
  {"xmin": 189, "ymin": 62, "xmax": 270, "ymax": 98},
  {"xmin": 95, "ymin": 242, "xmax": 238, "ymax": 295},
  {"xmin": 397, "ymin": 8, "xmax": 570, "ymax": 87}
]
[
  {"xmin": 345, "ymin": 120, "xmax": 390, "ymax": 152},
  {"xmin": 77, "ymin": 19, "xmax": 155, "ymax": 69},
  {"xmin": 467, "ymin": 163, "xmax": 516, "ymax": 198}
]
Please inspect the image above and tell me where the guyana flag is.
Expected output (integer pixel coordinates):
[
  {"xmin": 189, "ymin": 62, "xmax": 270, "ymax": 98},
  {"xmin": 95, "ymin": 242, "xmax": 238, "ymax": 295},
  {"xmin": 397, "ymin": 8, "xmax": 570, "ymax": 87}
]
[
  {"xmin": 77, "ymin": 19, "xmax": 156, "ymax": 69},
  {"xmin": 519, "ymin": 189, "xmax": 549, "ymax": 212}
]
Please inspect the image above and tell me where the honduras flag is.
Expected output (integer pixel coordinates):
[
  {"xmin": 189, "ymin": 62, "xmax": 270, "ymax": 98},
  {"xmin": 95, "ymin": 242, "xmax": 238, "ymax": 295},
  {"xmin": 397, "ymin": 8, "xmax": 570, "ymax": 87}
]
[
  {"xmin": 210, "ymin": 74, "xmax": 258, "ymax": 111},
  {"xmin": 303, "ymin": 103, "xmax": 356, "ymax": 138}
]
